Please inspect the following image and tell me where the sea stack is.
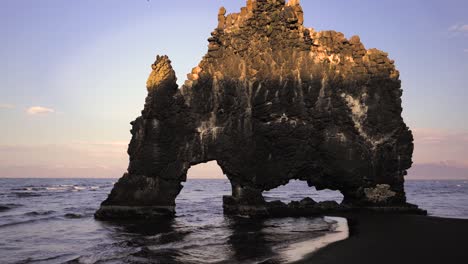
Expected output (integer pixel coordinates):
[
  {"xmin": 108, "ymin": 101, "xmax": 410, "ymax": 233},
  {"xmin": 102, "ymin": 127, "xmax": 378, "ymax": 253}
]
[{"xmin": 96, "ymin": 0, "xmax": 424, "ymax": 219}]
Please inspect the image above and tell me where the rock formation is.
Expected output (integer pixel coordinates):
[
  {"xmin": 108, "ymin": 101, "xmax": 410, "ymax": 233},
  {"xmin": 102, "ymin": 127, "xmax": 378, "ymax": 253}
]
[{"xmin": 96, "ymin": 0, "xmax": 425, "ymax": 219}]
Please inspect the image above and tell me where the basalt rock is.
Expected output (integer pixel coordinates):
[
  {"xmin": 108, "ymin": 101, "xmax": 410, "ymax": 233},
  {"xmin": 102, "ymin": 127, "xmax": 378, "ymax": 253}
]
[{"xmin": 96, "ymin": 0, "xmax": 425, "ymax": 219}]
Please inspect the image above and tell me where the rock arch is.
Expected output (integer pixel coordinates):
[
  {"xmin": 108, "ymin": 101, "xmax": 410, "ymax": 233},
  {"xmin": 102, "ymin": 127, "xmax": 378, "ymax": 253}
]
[{"xmin": 96, "ymin": 0, "xmax": 424, "ymax": 219}]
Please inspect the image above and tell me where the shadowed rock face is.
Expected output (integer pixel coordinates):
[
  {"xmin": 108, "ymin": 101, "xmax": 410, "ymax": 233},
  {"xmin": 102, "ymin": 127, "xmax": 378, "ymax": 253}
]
[{"xmin": 96, "ymin": 0, "xmax": 424, "ymax": 219}]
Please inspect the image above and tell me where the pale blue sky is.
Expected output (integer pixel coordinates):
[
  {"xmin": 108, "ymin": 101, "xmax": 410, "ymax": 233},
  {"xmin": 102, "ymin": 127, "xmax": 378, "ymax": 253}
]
[{"xmin": 1, "ymin": 0, "xmax": 468, "ymax": 178}]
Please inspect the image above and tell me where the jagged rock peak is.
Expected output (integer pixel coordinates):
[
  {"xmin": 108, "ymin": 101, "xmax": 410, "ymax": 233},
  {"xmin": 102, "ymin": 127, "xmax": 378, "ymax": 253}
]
[
  {"xmin": 146, "ymin": 55, "xmax": 177, "ymax": 91},
  {"xmin": 200, "ymin": 0, "xmax": 399, "ymax": 87},
  {"xmin": 286, "ymin": 0, "xmax": 300, "ymax": 6},
  {"xmin": 217, "ymin": 0, "xmax": 304, "ymax": 32}
]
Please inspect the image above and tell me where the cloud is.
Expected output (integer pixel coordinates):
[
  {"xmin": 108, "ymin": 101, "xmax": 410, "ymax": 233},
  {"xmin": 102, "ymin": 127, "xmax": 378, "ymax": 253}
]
[
  {"xmin": 3, "ymin": 128, "xmax": 468, "ymax": 179},
  {"xmin": 73, "ymin": 141, "xmax": 128, "ymax": 147},
  {"xmin": 0, "ymin": 104, "xmax": 14, "ymax": 109},
  {"xmin": 412, "ymin": 128, "xmax": 468, "ymax": 170},
  {"xmin": 26, "ymin": 106, "xmax": 55, "ymax": 115},
  {"xmin": 413, "ymin": 128, "xmax": 468, "ymax": 144},
  {"xmin": 0, "ymin": 165, "xmax": 121, "ymax": 178},
  {"xmin": 408, "ymin": 163, "xmax": 468, "ymax": 180},
  {"xmin": 449, "ymin": 24, "xmax": 468, "ymax": 32},
  {"xmin": 385, "ymin": 128, "xmax": 468, "ymax": 179},
  {"xmin": 0, "ymin": 142, "xmax": 127, "ymax": 178}
]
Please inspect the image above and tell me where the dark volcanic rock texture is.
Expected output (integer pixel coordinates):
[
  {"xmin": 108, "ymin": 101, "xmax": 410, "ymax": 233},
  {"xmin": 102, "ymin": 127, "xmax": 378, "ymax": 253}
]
[{"xmin": 96, "ymin": 0, "xmax": 421, "ymax": 219}]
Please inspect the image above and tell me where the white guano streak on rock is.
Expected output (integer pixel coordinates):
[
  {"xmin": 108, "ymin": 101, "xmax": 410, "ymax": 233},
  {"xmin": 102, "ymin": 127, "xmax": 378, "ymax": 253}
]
[
  {"xmin": 315, "ymin": 76, "xmax": 332, "ymax": 110},
  {"xmin": 343, "ymin": 93, "xmax": 388, "ymax": 149},
  {"xmin": 197, "ymin": 112, "xmax": 223, "ymax": 144}
]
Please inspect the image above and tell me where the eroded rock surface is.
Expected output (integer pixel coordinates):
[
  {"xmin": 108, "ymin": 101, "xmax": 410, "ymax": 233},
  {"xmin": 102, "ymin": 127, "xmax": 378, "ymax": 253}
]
[{"xmin": 96, "ymin": 0, "xmax": 425, "ymax": 219}]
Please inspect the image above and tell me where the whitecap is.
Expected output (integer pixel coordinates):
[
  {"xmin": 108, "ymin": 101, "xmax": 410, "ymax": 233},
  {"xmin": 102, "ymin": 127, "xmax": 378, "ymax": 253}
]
[
  {"xmin": 73, "ymin": 186, "xmax": 86, "ymax": 191},
  {"xmin": 46, "ymin": 187, "xmax": 67, "ymax": 191}
]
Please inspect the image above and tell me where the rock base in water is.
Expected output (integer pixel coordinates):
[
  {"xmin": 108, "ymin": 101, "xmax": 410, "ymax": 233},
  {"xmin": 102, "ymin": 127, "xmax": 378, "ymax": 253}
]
[
  {"xmin": 95, "ymin": 205, "xmax": 175, "ymax": 220},
  {"xmin": 223, "ymin": 196, "xmax": 427, "ymax": 218}
]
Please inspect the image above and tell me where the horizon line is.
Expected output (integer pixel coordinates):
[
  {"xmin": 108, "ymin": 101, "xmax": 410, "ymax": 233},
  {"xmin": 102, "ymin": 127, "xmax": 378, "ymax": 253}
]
[{"xmin": 0, "ymin": 177, "xmax": 466, "ymax": 181}]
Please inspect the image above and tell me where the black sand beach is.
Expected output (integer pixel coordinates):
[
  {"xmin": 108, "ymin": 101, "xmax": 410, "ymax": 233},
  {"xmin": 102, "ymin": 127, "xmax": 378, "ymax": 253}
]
[{"xmin": 296, "ymin": 214, "xmax": 468, "ymax": 264}]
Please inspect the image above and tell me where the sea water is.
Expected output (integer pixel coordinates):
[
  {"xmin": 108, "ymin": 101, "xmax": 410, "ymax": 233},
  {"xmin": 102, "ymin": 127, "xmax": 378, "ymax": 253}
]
[{"xmin": 0, "ymin": 178, "xmax": 467, "ymax": 263}]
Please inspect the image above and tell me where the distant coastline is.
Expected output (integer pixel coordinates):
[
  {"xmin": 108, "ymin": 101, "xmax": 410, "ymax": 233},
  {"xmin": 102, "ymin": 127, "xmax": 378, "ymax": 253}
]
[{"xmin": 1, "ymin": 177, "xmax": 468, "ymax": 181}]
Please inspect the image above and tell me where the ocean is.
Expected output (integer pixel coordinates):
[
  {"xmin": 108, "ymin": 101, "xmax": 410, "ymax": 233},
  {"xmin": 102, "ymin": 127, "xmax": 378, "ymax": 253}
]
[{"xmin": 0, "ymin": 178, "xmax": 467, "ymax": 264}]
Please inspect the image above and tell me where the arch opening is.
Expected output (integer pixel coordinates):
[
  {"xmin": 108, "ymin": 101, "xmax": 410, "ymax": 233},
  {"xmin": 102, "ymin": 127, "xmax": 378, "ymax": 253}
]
[
  {"xmin": 176, "ymin": 161, "xmax": 231, "ymax": 216},
  {"xmin": 186, "ymin": 160, "xmax": 226, "ymax": 180},
  {"xmin": 263, "ymin": 180, "xmax": 344, "ymax": 204},
  {"xmin": 258, "ymin": 180, "xmax": 345, "ymax": 217}
]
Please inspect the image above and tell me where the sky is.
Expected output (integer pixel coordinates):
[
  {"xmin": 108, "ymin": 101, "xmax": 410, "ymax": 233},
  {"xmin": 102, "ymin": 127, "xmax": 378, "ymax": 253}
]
[{"xmin": 1, "ymin": 0, "xmax": 468, "ymax": 179}]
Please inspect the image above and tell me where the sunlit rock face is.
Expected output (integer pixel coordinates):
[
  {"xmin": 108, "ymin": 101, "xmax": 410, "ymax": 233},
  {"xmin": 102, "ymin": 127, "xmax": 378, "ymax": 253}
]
[{"xmin": 96, "ymin": 0, "xmax": 424, "ymax": 219}]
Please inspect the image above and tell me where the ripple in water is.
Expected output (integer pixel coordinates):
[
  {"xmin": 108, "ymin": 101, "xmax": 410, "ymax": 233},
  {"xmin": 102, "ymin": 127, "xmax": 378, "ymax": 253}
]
[{"xmin": 0, "ymin": 178, "xmax": 466, "ymax": 263}]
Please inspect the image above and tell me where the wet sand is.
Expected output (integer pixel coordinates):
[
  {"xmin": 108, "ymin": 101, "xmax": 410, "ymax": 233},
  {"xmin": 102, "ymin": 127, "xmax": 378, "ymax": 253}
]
[
  {"xmin": 295, "ymin": 214, "xmax": 468, "ymax": 264},
  {"xmin": 281, "ymin": 217, "xmax": 349, "ymax": 262}
]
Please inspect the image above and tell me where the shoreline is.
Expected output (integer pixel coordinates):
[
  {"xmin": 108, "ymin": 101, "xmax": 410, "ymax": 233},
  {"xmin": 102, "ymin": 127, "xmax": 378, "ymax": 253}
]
[
  {"xmin": 281, "ymin": 217, "xmax": 349, "ymax": 263},
  {"xmin": 293, "ymin": 214, "xmax": 468, "ymax": 264}
]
